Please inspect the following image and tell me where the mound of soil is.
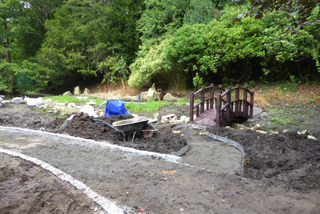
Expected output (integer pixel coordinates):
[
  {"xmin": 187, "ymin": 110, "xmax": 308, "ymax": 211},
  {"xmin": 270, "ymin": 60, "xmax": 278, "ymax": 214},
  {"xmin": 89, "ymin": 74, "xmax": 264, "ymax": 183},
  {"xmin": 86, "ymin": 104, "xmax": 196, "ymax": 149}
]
[
  {"xmin": 207, "ymin": 126, "xmax": 320, "ymax": 191},
  {"xmin": 46, "ymin": 113, "xmax": 188, "ymax": 154},
  {"xmin": 0, "ymin": 153, "xmax": 100, "ymax": 213}
]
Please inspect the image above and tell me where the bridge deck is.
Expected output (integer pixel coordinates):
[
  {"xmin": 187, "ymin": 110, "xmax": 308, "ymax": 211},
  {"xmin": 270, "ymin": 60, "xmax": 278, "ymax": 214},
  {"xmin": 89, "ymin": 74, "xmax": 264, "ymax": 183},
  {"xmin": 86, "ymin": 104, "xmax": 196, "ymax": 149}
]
[{"xmin": 192, "ymin": 109, "xmax": 217, "ymax": 126}]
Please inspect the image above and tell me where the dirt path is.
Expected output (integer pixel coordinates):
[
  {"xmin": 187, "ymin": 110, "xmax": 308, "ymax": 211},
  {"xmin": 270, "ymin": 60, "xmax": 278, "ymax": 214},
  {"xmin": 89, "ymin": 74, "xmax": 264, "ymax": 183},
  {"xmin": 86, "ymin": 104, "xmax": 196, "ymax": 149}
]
[
  {"xmin": 1, "ymin": 127, "xmax": 320, "ymax": 213},
  {"xmin": 0, "ymin": 153, "xmax": 102, "ymax": 214}
]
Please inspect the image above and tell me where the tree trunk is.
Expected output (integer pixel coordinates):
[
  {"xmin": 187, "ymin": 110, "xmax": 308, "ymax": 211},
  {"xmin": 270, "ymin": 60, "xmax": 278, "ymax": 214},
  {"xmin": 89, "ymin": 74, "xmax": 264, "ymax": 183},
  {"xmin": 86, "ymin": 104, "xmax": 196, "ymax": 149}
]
[{"xmin": 2, "ymin": 15, "xmax": 15, "ymax": 94}]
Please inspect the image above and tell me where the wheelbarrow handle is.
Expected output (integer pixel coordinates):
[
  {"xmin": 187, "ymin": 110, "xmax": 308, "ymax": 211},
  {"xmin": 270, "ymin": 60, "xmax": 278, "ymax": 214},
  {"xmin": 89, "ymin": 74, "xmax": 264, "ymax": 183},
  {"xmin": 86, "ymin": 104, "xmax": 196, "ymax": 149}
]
[{"xmin": 93, "ymin": 119, "xmax": 126, "ymax": 141}]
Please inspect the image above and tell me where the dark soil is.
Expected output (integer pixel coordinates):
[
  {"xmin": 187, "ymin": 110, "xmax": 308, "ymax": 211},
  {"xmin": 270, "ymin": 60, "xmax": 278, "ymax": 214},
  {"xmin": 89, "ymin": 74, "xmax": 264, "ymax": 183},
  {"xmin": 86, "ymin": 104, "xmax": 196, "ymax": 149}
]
[
  {"xmin": 0, "ymin": 153, "xmax": 100, "ymax": 213},
  {"xmin": 207, "ymin": 126, "xmax": 320, "ymax": 191},
  {"xmin": 46, "ymin": 112, "xmax": 188, "ymax": 154}
]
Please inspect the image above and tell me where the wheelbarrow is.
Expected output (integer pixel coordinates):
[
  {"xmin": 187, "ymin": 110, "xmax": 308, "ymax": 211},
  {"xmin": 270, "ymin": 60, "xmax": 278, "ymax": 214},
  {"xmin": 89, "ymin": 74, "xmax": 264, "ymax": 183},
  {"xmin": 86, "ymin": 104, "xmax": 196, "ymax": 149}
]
[{"xmin": 93, "ymin": 116, "xmax": 156, "ymax": 142}]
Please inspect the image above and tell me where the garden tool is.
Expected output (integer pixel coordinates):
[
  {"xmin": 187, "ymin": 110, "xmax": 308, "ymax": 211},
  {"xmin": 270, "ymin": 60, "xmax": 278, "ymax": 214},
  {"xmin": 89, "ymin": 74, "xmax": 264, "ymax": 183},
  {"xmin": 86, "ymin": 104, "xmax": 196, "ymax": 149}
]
[{"xmin": 157, "ymin": 89, "xmax": 162, "ymax": 124}]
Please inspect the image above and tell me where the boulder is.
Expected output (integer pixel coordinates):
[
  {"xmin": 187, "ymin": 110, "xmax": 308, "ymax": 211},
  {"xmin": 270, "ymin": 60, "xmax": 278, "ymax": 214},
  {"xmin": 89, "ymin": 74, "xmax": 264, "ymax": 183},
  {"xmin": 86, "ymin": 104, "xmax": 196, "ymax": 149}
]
[
  {"xmin": 147, "ymin": 87, "xmax": 155, "ymax": 97},
  {"xmin": 122, "ymin": 96, "xmax": 138, "ymax": 101},
  {"xmin": 63, "ymin": 91, "xmax": 72, "ymax": 96},
  {"xmin": 163, "ymin": 93, "xmax": 178, "ymax": 101},
  {"xmin": 45, "ymin": 99, "xmax": 54, "ymax": 108},
  {"xmin": 80, "ymin": 105, "xmax": 97, "ymax": 117},
  {"xmin": 74, "ymin": 86, "xmax": 81, "ymax": 95},
  {"xmin": 12, "ymin": 97, "xmax": 23, "ymax": 104},
  {"xmin": 83, "ymin": 88, "xmax": 90, "ymax": 95},
  {"xmin": 140, "ymin": 92, "xmax": 148, "ymax": 101}
]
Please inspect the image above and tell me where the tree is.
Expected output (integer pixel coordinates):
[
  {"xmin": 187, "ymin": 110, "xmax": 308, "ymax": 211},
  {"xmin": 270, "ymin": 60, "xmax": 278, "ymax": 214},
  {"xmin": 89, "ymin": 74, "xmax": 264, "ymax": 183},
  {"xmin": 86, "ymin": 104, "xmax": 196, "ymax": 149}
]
[
  {"xmin": 0, "ymin": 0, "xmax": 25, "ymax": 93},
  {"xmin": 235, "ymin": 0, "xmax": 320, "ymax": 29},
  {"xmin": 39, "ymin": 0, "xmax": 143, "ymax": 86}
]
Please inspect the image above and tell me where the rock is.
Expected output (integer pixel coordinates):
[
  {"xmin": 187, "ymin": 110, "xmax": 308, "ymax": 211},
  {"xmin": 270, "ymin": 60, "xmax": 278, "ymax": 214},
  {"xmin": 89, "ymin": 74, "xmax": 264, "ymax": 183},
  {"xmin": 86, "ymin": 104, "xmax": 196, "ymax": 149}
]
[
  {"xmin": 96, "ymin": 111, "xmax": 104, "ymax": 117},
  {"xmin": 301, "ymin": 130, "xmax": 309, "ymax": 135},
  {"xmin": 169, "ymin": 116, "xmax": 177, "ymax": 122},
  {"xmin": 131, "ymin": 114, "xmax": 139, "ymax": 118},
  {"xmin": 150, "ymin": 83, "xmax": 156, "ymax": 93},
  {"xmin": 282, "ymin": 129, "xmax": 289, "ymax": 133},
  {"xmin": 180, "ymin": 115, "xmax": 187, "ymax": 122},
  {"xmin": 74, "ymin": 86, "xmax": 81, "ymax": 95},
  {"xmin": 232, "ymin": 123, "xmax": 249, "ymax": 130},
  {"xmin": 307, "ymin": 135, "xmax": 318, "ymax": 140},
  {"xmin": 122, "ymin": 96, "xmax": 138, "ymax": 101},
  {"xmin": 24, "ymin": 97, "xmax": 44, "ymax": 106},
  {"xmin": 86, "ymin": 100, "xmax": 96, "ymax": 106},
  {"xmin": 68, "ymin": 103, "xmax": 76, "ymax": 108},
  {"xmin": 260, "ymin": 112, "xmax": 268, "ymax": 118},
  {"xmin": 147, "ymin": 87, "xmax": 155, "ymax": 97},
  {"xmin": 83, "ymin": 88, "xmax": 90, "ymax": 95},
  {"xmin": 80, "ymin": 105, "xmax": 97, "ymax": 117},
  {"xmin": 140, "ymin": 92, "xmax": 148, "ymax": 101},
  {"xmin": 226, "ymin": 126, "xmax": 233, "ymax": 129},
  {"xmin": 269, "ymin": 131, "xmax": 279, "ymax": 134},
  {"xmin": 256, "ymin": 130, "xmax": 268, "ymax": 134},
  {"xmin": 170, "ymin": 119, "xmax": 183, "ymax": 125},
  {"xmin": 53, "ymin": 108, "xmax": 61, "ymax": 114},
  {"xmin": 163, "ymin": 93, "xmax": 178, "ymax": 101},
  {"xmin": 184, "ymin": 117, "xmax": 190, "ymax": 123},
  {"xmin": 63, "ymin": 91, "xmax": 72, "ymax": 96},
  {"xmin": 45, "ymin": 99, "xmax": 54, "ymax": 108},
  {"xmin": 12, "ymin": 97, "xmax": 23, "ymax": 104},
  {"xmin": 56, "ymin": 102, "xmax": 66, "ymax": 106},
  {"xmin": 254, "ymin": 124, "xmax": 261, "ymax": 130}
]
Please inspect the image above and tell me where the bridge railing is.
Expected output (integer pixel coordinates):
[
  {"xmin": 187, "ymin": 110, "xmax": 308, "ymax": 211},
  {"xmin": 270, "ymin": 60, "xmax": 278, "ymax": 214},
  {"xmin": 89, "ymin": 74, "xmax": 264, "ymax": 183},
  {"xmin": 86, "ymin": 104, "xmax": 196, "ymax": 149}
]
[
  {"xmin": 190, "ymin": 83, "xmax": 224, "ymax": 122},
  {"xmin": 190, "ymin": 84, "xmax": 254, "ymax": 127}
]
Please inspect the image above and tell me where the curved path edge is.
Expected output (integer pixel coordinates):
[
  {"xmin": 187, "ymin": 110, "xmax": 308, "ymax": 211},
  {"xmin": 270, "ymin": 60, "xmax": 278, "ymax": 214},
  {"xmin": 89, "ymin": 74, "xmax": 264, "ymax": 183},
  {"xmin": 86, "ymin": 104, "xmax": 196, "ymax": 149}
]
[
  {"xmin": 0, "ymin": 126, "xmax": 182, "ymax": 163},
  {"xmin": 0, "ymin": 147, "xmax": 124, "ymax": 214}
]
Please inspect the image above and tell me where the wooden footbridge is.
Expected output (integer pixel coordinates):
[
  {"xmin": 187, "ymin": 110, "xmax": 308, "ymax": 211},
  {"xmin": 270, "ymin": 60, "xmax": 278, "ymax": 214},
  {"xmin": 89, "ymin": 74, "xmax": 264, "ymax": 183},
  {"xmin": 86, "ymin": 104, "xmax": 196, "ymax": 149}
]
[{"xmin": 190, "ymin": 84, "xmax": 254, "ymax": 127}]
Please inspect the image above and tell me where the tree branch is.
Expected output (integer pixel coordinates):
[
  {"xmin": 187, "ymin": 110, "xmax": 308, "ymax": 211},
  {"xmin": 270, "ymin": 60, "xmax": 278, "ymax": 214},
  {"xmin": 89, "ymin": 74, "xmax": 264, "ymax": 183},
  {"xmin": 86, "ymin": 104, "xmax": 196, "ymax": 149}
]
[{"xmin": 27, "ymin": 32, "xmax": 45, "ymax": 38}]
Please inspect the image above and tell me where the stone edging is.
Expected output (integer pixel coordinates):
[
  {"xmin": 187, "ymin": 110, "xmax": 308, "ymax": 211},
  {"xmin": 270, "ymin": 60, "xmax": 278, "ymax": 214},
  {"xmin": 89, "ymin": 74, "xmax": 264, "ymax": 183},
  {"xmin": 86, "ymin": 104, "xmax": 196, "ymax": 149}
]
[{"xmin": 0, "ymin": 148, "xmax": 123, "ymax": 214}]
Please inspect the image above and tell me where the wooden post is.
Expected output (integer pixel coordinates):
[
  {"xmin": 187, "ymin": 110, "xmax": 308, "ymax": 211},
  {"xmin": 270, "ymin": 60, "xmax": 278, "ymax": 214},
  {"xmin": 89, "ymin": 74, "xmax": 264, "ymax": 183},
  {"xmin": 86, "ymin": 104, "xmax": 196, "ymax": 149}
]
[
  {"xmin": 210, "ymin": 83, "xmax": 214, "ymax": 110},
  {"xmin": 235, "ymin": 84, "xmax": 239, "ymax": 117},
  {"xmin": 243, "ymin": 86, "xmax": 248, "ymax": 118},
  {"xmin": 216, "ymin": 93, "xmax": 221, "ymax": 127},
  {"xmin": 200, "ymin": 86, "xmax": 205, "ymax": 114},
  {"xmin": 250, "ymin": 91, "xmax": 254, "ymax": 118},
  {"xmin": 190, "ymin": 92, "xmax": 194, "ymax": 122},
  {"xmin": 226, "ymin": 86, "xmax": 231, "ymax": 122}
]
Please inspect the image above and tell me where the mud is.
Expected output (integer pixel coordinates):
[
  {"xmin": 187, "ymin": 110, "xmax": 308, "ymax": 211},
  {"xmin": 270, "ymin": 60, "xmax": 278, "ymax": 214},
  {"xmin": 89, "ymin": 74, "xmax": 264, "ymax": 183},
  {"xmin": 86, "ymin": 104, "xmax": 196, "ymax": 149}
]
[
  {"xmin": 46, "ymin": 113, "xmax": 187, "ymax": 154},
  {"xmin": 0, "ymin": 153, "xmax": 100, "ymax": 214},
  {"xmin": 207, "ymin": 126, "xmax": 320, "ymax": 191}
]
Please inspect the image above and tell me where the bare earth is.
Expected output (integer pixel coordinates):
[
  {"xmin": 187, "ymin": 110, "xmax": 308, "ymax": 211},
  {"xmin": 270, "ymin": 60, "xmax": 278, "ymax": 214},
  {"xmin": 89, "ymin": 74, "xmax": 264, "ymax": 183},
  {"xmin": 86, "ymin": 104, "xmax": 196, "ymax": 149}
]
[{"xmin": 0, "ymin": 103, "xmax": 320, "ymax": 213}]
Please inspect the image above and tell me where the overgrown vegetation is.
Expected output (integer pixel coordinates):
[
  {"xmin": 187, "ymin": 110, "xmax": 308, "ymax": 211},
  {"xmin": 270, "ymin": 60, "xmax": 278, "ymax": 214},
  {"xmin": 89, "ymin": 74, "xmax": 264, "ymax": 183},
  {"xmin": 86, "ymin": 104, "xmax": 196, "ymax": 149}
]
[{"xmin": 1, "ymin": 0, "xmax": 319, "ymax": 94}]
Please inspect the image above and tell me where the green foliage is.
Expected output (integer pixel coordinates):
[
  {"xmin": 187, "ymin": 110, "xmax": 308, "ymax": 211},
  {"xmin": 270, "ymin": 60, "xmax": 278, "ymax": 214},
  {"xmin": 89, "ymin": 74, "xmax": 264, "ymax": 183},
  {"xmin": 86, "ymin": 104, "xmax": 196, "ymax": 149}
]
[
  {"xmin": 184, "ymin": 0, "xmax": 217, "ymax": 26},
  {"xmin": 39, "ymin": 0, "xmax": 143, "ymax": 87},
  {"xmin": 193, "ymin": 73, "xmax": 203, "ymax": 90},
  {"xmin": 176, "ymin": 98, "xmax": 189, "ymax": 106}
]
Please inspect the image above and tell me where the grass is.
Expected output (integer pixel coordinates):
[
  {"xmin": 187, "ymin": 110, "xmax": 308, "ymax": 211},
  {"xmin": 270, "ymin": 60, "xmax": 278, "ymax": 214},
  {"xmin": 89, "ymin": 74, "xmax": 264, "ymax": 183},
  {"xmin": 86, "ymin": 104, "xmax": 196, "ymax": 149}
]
[
  {"xmin": 125, "ymin": 100, "xmax": 171, "ymax": 113},
  {"xmin": 176, "ymin": 98, "xmax": 189, "ymax": 106},
  {"xmin": 43, "ymin": 95, "xmax": 106, "ymax": 106}
]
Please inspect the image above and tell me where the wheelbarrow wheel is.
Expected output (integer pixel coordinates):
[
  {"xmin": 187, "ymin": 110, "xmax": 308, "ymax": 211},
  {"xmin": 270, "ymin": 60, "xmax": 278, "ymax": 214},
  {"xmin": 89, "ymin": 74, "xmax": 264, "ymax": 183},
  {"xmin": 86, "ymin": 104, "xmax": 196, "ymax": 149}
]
[{"xmin": 142, "ymin": 123, "xmax": 155, "ymax": 138}]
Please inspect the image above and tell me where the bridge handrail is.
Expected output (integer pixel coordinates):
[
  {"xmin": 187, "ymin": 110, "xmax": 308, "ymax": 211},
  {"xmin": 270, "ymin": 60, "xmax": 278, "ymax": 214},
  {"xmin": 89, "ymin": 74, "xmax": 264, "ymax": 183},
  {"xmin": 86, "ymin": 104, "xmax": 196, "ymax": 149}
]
[{"xmin": 190, "ymin": 84, "xmax": 254, "ymax": 127}]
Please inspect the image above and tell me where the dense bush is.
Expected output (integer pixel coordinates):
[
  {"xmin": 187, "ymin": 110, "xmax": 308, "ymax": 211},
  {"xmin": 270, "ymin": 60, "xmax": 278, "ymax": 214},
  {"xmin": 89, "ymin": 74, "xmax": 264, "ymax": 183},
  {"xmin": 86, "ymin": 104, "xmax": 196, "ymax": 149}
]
[{"xmin": 129, "ymin": 5, "xmax": 320, "ymax": 88}]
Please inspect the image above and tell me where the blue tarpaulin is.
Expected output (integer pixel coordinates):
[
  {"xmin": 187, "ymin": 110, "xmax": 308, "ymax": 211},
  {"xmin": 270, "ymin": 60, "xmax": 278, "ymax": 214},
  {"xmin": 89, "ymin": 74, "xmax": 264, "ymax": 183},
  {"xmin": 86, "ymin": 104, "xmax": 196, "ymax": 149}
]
[{"xmin": 104, "ymin": 100, "xmax": 130, "ymax": 117}]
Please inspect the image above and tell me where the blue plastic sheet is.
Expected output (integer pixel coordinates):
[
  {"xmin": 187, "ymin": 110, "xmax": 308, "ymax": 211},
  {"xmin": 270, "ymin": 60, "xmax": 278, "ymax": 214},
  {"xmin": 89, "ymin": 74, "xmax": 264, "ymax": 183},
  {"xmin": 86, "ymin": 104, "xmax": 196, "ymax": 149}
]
[{"xmin": 104, "ymin": 100, "xmax": 130, "ymax": 117}]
